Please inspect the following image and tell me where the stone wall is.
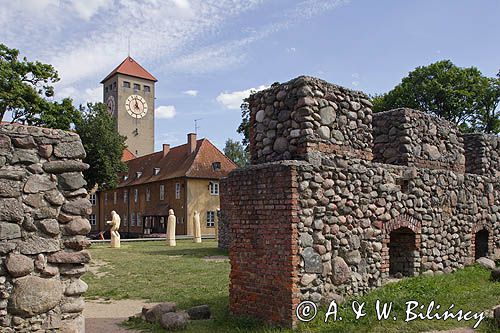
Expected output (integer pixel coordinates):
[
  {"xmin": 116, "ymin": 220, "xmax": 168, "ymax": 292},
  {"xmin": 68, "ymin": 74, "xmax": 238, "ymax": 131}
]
[
  {"xmin": 372, "ymin": 108, "xmax": 465, "ymax": 172},
  {"xmin": 463, "ymin": 133, "xmax": 500, "ymax": 177},
  {"xmin": 221, "ymin": 76, "xmax": 500, "ymax": 328},
  {"xmin": 0, "ymin": 124, "xmax": 91, "ymax": 332},
  {"xmin": 248, "ymin": 76, "xmax": 373, "ymax": 164}
]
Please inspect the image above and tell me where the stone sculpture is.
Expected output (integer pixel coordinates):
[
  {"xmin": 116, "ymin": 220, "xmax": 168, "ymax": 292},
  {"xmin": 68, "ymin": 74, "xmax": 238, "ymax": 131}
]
[
  {"xmin": 167, "ymin": 209, "xmax": 176, "ymax": 246},
  {"xmin": 106, "ymin": 210, "xmax": 121, "ymax": 248},
  {"xmin": 193, "ymin": 211, "xmax": 202, "ymax": 243}
]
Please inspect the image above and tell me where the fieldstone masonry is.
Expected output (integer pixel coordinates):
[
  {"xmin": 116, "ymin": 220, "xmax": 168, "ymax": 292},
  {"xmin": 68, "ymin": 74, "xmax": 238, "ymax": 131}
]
[
  {"xmin": 221, "ymin": 76, "xmax": 500, "ymax": 328},
  {"xmin": 0, "ymin": 124, "xmax": 91, "ymax": 332}
]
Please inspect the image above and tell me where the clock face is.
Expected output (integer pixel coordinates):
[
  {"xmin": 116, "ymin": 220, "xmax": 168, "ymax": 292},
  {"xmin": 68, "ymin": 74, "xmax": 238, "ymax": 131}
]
[
  {"xmin": 106, "ymin": 95, "xmax": 115, "ymax": 115},
  {"xmin": 125, "ymin": 95, "xmax": 148, "ymax": 119}
]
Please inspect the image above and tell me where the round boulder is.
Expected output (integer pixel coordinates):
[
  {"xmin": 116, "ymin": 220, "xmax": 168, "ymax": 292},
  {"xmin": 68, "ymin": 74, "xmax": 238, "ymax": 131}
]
[
  {"xmin": 9, "ymin": 276, "xmax": 63, "ymax": 316},
  {"xmin": 6, "ymin": 253, "xmax": 34, "ymax": 277},
  {"xmin": 160, "ymin": 312, "xmax": 188, "ymax": 330}
]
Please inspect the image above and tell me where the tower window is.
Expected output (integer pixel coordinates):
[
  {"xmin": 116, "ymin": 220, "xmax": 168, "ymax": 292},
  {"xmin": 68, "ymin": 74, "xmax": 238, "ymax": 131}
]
[
  {"xmin": 105, "ymin": 87, "xmax": 108, "ymax": 93},
  {"xmin": 112, "ymin": 82, "xmax": 116, "ymax": 90},
  {"xmin": 123, "ymin": 81, "xmax": 131, "ymax": 88},
  {"xmin": 144, "ymin": 85, "xmax": 151, "ymax": 93},
  {"xmin": 133, "ymin": 83, "xmax": 140, "ymax": 91}
]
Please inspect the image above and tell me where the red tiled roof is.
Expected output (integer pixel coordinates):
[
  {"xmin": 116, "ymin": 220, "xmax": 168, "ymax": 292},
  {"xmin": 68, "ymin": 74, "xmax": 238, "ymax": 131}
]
[
  {"xmin": 117, "ymin": 138, "xmax": 237, "ymax": 188},
  {"xmin": 121, "ymin": 148, "xmax": 136, "ymax": 162},
  {"xmin": 101, "ymin": 56, "xmax": 157, "ymax": 83}
]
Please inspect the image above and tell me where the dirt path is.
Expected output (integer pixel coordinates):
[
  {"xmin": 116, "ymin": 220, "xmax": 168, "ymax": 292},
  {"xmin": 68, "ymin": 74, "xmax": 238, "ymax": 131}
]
[{"xmin": 84, "ymin": 299, "xmax": 158, "ymax": 333}]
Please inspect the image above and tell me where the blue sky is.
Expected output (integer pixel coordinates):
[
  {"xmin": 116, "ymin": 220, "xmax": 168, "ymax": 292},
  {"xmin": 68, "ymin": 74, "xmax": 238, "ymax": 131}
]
[{"xmin": 1, "ymin": 0, "xmax": 499, "ymax": 150}]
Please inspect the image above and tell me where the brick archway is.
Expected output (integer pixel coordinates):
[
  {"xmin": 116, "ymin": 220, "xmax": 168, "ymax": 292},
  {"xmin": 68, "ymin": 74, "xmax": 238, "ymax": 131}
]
[
  {"xmin": 471, "ymin": 223, "xmax": 493, "ymax": 259},
  {"xmin": 381, "ymin": 215, "xmax": 421, "ymax": 277}
]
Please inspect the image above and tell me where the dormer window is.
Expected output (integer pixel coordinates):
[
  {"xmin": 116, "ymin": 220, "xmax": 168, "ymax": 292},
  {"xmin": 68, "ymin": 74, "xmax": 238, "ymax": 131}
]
[
  {"xmin": 136, "ymin": 171, "xmax": 142, "ymax": 178},
  {"xmin": 123, "ymin": 175, "xmax": 129, "ymax": 181},
  {"xmin": 212, "ymin": 162, "xmax": 221, "ymax": 171},
  {"xmin": 154, "ymin": 168, "xmax": 160, "ymax": 175}
]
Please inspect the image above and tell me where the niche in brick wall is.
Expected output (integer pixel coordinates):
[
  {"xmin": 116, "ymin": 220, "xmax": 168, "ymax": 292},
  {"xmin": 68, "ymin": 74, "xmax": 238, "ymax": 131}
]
[
  {"xmin": 389, "ymin": 227, "xmax": 418, "ymax": 277},
  {"xmin": 474, "ymin": 229, "xmax": 489, "ymax": 259}
]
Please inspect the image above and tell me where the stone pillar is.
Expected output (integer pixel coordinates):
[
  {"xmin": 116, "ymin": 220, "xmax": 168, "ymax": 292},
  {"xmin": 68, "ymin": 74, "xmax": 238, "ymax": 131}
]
[{"xmin": 0, "ymin": 124, "xmax": 91, "ymax": 332}]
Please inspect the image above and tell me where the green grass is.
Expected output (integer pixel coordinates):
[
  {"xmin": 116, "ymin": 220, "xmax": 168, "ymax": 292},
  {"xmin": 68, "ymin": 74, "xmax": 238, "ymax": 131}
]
[{"xmin": 84, "ymin": 240, "xmax": 500, "ymax": 332}]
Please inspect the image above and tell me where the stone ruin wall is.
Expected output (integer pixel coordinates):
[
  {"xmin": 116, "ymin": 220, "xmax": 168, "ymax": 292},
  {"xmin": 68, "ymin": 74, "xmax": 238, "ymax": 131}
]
[
  {"xmin": 463, "ymin": 133, "xmax": 500, "ymax": 176},
  {"xmin": 0, "ymin": 124, "xmax": 91, "ymax": 332},
  {"xmin": 248, "ymin": 76, "xmax": 373, "ymax": 164},
  {"xmin": 221, "ymin": 76, "xmax": 500, "ymax": 328},
  {"xmin": 373, "ymin": 108, "xmax": 465, "ymax": 172}
]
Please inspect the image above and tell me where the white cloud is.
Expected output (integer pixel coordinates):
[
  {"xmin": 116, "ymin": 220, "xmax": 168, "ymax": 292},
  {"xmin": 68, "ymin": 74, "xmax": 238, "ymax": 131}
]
[
  {"xmin": 183, "ymin": 90, "xmax": 198, "ymax": 97},
  {"xmin": 84, "ymin": 86, "xmax": 103, "ymax": 103},
  {"xmin": 70, "ymin": 0, "xmax": 113, "ymax": 20},
  {"xmin": 0, "ymin": 0, "xmax": 347, "ymax": 94},
  {"xmin": 156, "ymin": 105, "xmax": 177, "ymax": 119},
  {"xmin": 216, "ymin": 85, "xmax": 269, "ymax": 110}
]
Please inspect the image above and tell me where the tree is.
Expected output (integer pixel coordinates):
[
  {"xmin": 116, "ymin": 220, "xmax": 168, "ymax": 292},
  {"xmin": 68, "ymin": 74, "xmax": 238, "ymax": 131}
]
[
  {"xmin": 0, "ymin": 43, "xmax": 60, "ymax": 124},
  {"xmin": 237, "ymin": 100, "xmax": 251, "ymax": 149},
  {"xmin": 39, "ymin": 98, "xmax": 83, "ymax": 130},
  {"xmin": 372, "ymin": 60, "xmax": 500, "ymax": 133},
  {"xmin": 223, "ymin": 138, "xmax": 249, "ymax": 167},
  {"xmin": 75, "ymin": 103, "xmax": 127, "ymax": 190}
]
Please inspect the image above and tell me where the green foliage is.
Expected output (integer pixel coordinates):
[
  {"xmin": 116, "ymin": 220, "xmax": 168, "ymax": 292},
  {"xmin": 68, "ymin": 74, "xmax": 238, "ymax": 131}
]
[
  {"xmin": 237, "ymin": 100, "xmax": 251, "ymax": 149},
  {"xmin": 75, "ymin": 103, "xmax": 127, "ymax": 190},
  {"xmin": 39, "ymin": 98, "xmax": 83, "ymax": 130},
  {"xmin": 372, "ymin": 60, "xmax": 500, "ymax": 133},
  {"xmin": 0, "ymin": 43, "xmax": 60, "ymax": 124},
  {"xmin": 223, "ymin": 138, "xmax": 249, "ymax": 167}
]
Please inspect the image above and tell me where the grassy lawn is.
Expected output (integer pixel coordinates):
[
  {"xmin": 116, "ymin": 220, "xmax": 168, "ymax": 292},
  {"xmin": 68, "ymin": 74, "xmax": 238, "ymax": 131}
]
[{"xmin": 83, "ymin": 240, "xmax": 500, "ymax": 332}]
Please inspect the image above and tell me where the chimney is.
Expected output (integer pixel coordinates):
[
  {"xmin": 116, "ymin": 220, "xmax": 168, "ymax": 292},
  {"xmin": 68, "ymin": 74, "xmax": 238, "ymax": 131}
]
[
  {"xmin": 187, "ymin": 133, "xmax": 197, "ymax": 154},
  {"xmin": 162, "ymin": 144, "xmax": 170, "ymax": 157}
]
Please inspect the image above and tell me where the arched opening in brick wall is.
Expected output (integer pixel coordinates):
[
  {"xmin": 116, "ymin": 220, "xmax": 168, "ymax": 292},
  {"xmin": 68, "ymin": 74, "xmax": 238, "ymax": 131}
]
[
  {"xmin": 389, "ymin": 227, "xmax": 418, "ymax": 277},
  {"xmin": 474, "ymin": 229, "xmax": 489, "ymax": 259}
]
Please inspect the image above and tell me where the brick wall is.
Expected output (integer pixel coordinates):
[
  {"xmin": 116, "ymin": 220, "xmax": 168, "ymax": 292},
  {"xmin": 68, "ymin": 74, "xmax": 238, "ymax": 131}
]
[{"xmin": 221, "ymin": 162, "xmax": 302, "ymax": 328}]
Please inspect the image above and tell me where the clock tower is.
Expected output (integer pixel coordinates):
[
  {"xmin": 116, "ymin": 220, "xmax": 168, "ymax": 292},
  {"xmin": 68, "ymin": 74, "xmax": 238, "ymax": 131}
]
[{"xmin": 101, "ymin": 56, "xmax": 157, "ymax": 157}]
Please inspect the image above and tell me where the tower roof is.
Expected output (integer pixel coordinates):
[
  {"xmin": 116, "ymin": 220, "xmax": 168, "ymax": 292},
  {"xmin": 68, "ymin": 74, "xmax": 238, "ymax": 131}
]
[{"xmin": 101, "ymin": 56, "xmax": 157, "ymax": 83}]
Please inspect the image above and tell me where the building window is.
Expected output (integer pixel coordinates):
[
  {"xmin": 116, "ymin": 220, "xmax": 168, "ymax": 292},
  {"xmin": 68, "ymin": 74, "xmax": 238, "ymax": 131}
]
[
  {"xmin": 154, "ymin": 168, "xmax": 160, "ymax": 175},
  {"xmin": 137, "ymin": 213, "xmax": 142, "ymax": 226},
  {"xmin": 89, "ymin": 194, "xmax": 96, "ymax": 205},
  {"xmin": 123, "ymin": 214, "xmax": 128, "ymax": 226},
  {"xmin": 159, "ymin": 184, "xmax": 165, "ymax": 200},
  {"xmin": 105, "ymin": 87, "xmax": 108, "ymax": 93},
  {"xmin": 209, "ymin": 182, "xmax": 219, "ymax": 196},
  {"xmin": 206, "ymin": 211, "xmax": 215, "ymax": 227},
  {"xmin": 175, "ymin": 183, "xmax": 181, "ymax": 199},
  {"xmin": 212, "ymin": 162, "xmax": 221, "ymax": 171},
  {"xmin": 144, "ymin": 85, "xmax": 150, "ymax": 93},
  {"xmin": 123, "ymin": 175, "xmax": 129, "ymax": 181},
  {"xmin": 104, "ymin": 193, "xmax": 108, "ymax": 204},
  {"xmin": 133, "ymin": 83, "xmax": 140, "ymax": 91},
  {"xmin": 134, "ymin": 189, "xmax": 138, "ymax": 203},
  {"xmin": 113, "ymin": 192, "xmax": 117, "ymax": 204},
  {"xmin": 124, "ymin": 190, "xmax": 128, "ymax": 203},
  {"xmin": 136, "ymin": 171, "xmax": 142, "ymax": 179},
  {"xmin": 131, "ymin": 213, "xmax": 136, "ymax": 226},
  {"xmin": 146, "ymin": 188, "xmax": 151, "ymax": 202},
  {"xmin": 123, "ymin": 81, "xmax": 130, "ymax": 88},
  {"xmin": 89, "ymin": 214, "xmax": 96, "ymax": 226}
]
